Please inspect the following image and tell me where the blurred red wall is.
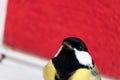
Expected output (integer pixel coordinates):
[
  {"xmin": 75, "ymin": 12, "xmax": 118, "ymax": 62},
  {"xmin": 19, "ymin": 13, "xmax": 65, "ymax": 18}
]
[{"xmin": 4, "ymin": 0, "xmax": 120, "ymax": 78}]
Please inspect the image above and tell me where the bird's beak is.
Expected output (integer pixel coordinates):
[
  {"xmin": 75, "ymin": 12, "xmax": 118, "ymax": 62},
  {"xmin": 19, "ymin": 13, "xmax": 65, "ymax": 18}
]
[{"xmin": 63, "ymin": 42, "xmax": 73, "ymax": 50}]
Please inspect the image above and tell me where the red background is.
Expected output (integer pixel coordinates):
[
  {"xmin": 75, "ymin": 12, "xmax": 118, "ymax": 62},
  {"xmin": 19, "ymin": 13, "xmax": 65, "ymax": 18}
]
[{"xmin": 4, "ymin": 0, "xmax": 120, "ymax": 78}]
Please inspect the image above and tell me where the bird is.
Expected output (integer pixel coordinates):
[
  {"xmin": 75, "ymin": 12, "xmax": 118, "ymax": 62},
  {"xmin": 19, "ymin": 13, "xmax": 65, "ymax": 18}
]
[{"xmin": 43, "ymin": 37, "xmax": 101, "ymax": 80}]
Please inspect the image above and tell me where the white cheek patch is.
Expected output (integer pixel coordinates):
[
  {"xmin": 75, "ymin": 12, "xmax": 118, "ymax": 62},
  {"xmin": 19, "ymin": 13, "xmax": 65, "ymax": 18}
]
[{"xmin": 74, "ymin": 48, "xmax": 93, "ymax": 68}]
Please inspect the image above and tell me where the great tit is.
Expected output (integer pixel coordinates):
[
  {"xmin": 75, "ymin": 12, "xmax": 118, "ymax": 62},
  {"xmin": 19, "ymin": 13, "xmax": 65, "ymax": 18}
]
[{"xmin": 43, "ymin": 37, "xmax": 101, "ymax": 80}]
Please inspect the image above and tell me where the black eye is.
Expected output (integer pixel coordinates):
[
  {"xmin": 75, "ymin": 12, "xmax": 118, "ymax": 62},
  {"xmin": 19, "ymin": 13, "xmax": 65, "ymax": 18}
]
[
  {"xmin": 76, "ymin": 46, "xmax": 82, "ymax": 51},
  {"xmin": 79, "ymin": 46, "xmax": 82, "ymax": 50}
]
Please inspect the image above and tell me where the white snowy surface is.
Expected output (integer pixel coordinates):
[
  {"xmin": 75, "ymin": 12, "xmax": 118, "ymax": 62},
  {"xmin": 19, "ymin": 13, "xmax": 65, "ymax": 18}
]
[
  {"xmin": 0, "ymin": 62, "xmax": 42, "ymax": 80},
  {"xmin": 0, "ymin": 58, "xmax": 45, "ymax": 80},
  {"xmin": 0, "ymin": 0, "xmax": 116, "ymax": 80},
  {"xmin": 0, "ymin": 54, "xmax": 116, "ymax": 80}
]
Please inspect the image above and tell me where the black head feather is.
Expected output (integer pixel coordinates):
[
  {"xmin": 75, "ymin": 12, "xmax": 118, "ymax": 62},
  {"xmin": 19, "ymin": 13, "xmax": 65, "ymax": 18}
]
[{"xmin": 63, "ymin": 37, "xmax": 88, "ymax": 52}]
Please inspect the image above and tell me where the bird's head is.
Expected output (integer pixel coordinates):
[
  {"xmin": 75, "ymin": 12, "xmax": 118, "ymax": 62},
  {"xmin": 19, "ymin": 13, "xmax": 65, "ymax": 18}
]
[
  {"xmin": 55, "ymin": 37, "xmax": 94, "ymax": 69},
  {"xmin": 62, "ymin": 37, "xmax": 88, "ymax": 52}
]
